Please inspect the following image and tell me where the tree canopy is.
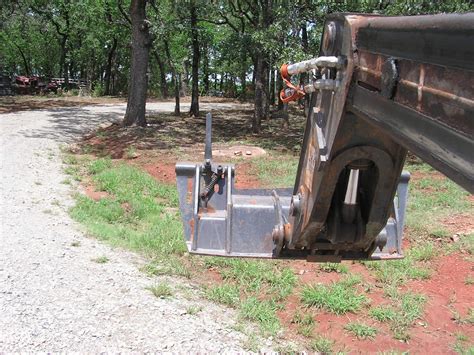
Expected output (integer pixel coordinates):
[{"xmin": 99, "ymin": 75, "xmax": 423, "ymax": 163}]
[{"xmin": 1, "ymin": 0, "xmax": 472, "ymax": 128}]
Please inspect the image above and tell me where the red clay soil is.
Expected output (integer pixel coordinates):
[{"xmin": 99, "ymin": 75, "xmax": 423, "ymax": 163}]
[
  {"xmin": 402, "ymin": 253, "xmax": 474, "ymax": 354},
  {"xmin": 84, "ymin": 184, "xmax": 109, "ymax": 201},
  {"xmin": 277, "ymin": 252, "xmax": 473, "ymax": 353},
  {"xmin": 142, "ymin": 161, "xmax": 177, "ymax": 185},
  {"xmin": 442, "ymin": 213, "xmax": 474, "ymax": 235}
]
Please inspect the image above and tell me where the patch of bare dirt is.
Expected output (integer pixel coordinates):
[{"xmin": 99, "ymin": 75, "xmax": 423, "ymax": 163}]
[
  {"xmin": 441, "ymin": 213, "xmax": 474, "ymax": 235},
  {"xmin": 84, "ymin": 185, "xmax": 109, "ymax": 201}
]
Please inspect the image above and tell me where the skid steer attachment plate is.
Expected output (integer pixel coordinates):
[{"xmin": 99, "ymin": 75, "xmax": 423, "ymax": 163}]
[{"xmin": 175, "ymin": 151, "xmax": 410, "ymax": 261}]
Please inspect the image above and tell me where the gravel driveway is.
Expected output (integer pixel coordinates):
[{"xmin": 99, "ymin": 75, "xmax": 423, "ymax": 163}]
[{"xmin": 0, "ymin": 102, "xmax": 263, "ymax": 352}]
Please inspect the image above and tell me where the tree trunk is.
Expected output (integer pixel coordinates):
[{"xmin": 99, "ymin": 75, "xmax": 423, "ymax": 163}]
[
  {"xmin": 269, "ymin": 67, "xmax": 275, "ymax": 106},
  {"xmin": 59, "ymin": 35, "xmax": 67, "ymax": 87},
  {"xmin": 189, "ymin": 0, "xmax": 200, "ymax": 117},
  {"xmin": 122, "ymin": 0, "xmax": 151, "ymax": 127},
  {"xmin": 174, "ymin": 73, "xmax": 181, "ymax": 115},
  {"xmin": 104, "ymin": 37, "xmax": 118, "ymax": 96},
  {"xmin": 300, "ymin": 24, "xmax": 310, "ymax": 112},
  {"xmin": 202, "ymin": 43, "xmax": 209, "ymax": 94},
  {"xmin": 153, "ymin": 50, "xmax": 168, "ymax": 98},
  {"xmin": 253, "ymin": 55, "xmax": 265, "ymax": 133},
  {"xmin": 277, "ymin": 70, "xmax": 284, "ymax": 110},
  {"xmin": 240, "ymin": 49, "xmax": 247, "ymax": 99},
  {"xmin": 13, "ymin": 43, "xmax": 30, "ymax": 76}
]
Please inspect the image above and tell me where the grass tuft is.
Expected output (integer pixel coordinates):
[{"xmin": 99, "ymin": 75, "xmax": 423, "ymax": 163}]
[
  {"xmin": 319, "ymin": 262, "xmax": 349, "ymax": 274},
  {"xmin": 240, "ymin": 297, "xmax": 281, "ymax": 335},
  {"xmin": 301, "ymin": 275, "xmax": 367, "ymax": 314},
  {"xmin": 292, "ymin": 311, "xmax": 315, "ymax": 337},
  {"xmin": 92, "ymin": 256, "xmax": 109, "ymax": 263},
  {"xmin": 185, "ymin": 305, "xmax": 203, "ymax": 315},
  {"xmin": 147, "ymin": 282, "xmax": 173, "ymax": 298},
  {"xmin": 309, "ymin": 336, "xmax": 334, "ymax": 354},
  {"xmin": 369, "ymin": 305, "xmax": 397, "ymax": 322},
  {"xmin": 344, "ymin": 322, "xmax": 377, "ymax": 340},
  {"xmin": 205, "ymin": 284, "xmax": 240, "ymax": 307}
]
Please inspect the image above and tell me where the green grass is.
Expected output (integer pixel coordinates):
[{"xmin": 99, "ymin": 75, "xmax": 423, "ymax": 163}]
[
  {"xmin": 251, "ymin": 154, "xmax": 299, "ymax": 188},
  {"xmin": 205, "ymin": 284, "xmax": 240, "ymax": 307},
  {"xmin": 147, "ymin": 282, "xmax": 173, "ymax": 298},
  {"xmin": 369, "ymin": 305, "xmax": 397, "ymax": 322},
  {"xmin": 292, "ymin": 311, "xmax": 315, "ymax": 337},
  {"xmin": 309, "ymin": 336, "xmax": 334, "ymax": 353},
  {"xmin": 384, "ymin": 291, "xmax": 427, "ymax": 341},
  {"xmin": 203, "ymin": 257, "xmax": 296, "ymax": 335},
  {"xmin": 141, "ymin": 258, "xmax": 191, "ymax": 279},
  {"xmin": 185, "ymin": 305, "xmax": 203, "ymax": 315},
  {"xmin": 362, "ymin": 257, "xmax": 431, "ymax": 287},
  {"xmin": 70, "ymin": 162, "xmax": 185, "ymax": 258},
  {"xmin": 204, "ymin": 257, "xmax": 297, "ymax": 300},
  {"xmin": 453, "ymin": 333, "xmax": 473, "ymax": 354},
  {"xmin": 92, "ymin": 256, "xmax": 109, "ymax": 263},
  {"xmin": 405, "ymin": 162, "xmax": 472, "ymax": 241},
  {"xmin": 319, "ymin": 262, "xmax": 349, "ymax": 274},
  {"xmin": 407, "ymin": 242, "xmax": 437, "ymax": 262},
  {"xmin": 239, "ymin": 297, "xmax": 281, "ymax": 335},
  {"xmin": 344, "ymin": 322, "xmax": 378, "ymax": 340},
  {"xmin": 301, "ymin": 274, "xmax": 368, "ymax": 315}
]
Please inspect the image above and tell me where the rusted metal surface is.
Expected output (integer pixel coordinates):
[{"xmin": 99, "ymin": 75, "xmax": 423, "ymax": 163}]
[{"xmin": 176, "ymin": 12, "xmax": 473, "ymax": 262}]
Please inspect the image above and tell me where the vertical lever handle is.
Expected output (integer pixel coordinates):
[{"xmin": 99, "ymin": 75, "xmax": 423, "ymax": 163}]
[{"xmin": 205, "ymin": 112, "xmax": 212, "ymax": 161}]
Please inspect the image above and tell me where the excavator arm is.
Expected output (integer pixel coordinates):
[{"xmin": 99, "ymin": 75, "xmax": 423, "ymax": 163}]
[{"xmin": 175, "ymin": 12, "xmax": 473, "ymax": 262}]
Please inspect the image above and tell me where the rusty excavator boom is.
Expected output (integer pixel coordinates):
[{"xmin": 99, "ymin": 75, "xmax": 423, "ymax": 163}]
[{"xmin": 175, "ymin": 12, "xmax": 474, "ymax": 262}]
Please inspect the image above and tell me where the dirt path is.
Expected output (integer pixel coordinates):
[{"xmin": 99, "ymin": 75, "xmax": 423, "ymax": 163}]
[{"xmin": 0, "ymin": 102, "xmax": 260, "ymax": 352}]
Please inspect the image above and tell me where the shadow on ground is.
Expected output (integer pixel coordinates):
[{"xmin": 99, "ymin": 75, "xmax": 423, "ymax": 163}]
[{"xmin": 80, "ymin": 108, "xmax": 306, "ymax": 158}]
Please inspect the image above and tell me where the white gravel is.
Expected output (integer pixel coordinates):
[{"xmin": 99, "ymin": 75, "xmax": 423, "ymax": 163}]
[{"xmin": 0, "ymin": 102, "xmax": 268, "ymax": 352}]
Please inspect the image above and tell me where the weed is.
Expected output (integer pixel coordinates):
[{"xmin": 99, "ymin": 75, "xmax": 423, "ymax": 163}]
[
  {"xmin": 465, "ymin": 275, "xmax": 474, "ymax": 285},
  {"xmin": 88, "ymin": 158, "xmax": 112, "ymax": 175},
  {"xmin": 310, "ymin": 336, "xmax": 334, "ymax": 354},
  {"xmin": 239, "ymin": 297, "xmax": 280, "ymax": 335},
  {"xmin": 70, "ymin": 164, "xmax": 185, "ymax": 257},
  {"xmin": 205, "ymin": 284, "xmax": 240, "ymax": 307},
  {"xmin": 453, "ymin": 332, "xmax": 473, "ymax": 354},
  {"xmin": 185, "ymin": 305, "xmax": 203, "ymax": 315},
  {"xmin": 320, "ymin": 262, "xmax": 349, "ymax": 273},
  {"xmin": 242, "ymin": 333, "xmax": 260, "ymax": 352},
  {"xmin": 125, "ymin": 146, "xmax": 138, "ymax": 159},
  {"xmin": 217, "ymin": 259, "xmax": 296, "ymax": 300},
  {"xmin": 92, "ymin": 256, "xmax": 109, "ymax": 264},
  {"xmin": 51, "ymin": 200, "xmax": 62, "ymax": 207},
  {"xmin": 405, "ymin": 162, "xmax": 472, "ymax": 242},
  {"xmin": 449, "ymin": 233, "xmax": 474, "ymax": 255},
  {"xmin": 407, "ymin": 242, "xmax": 436, "ymax": 262},
  {"xmin": 386, "ymin": 291, "xmax": 426, "ymax": 341},
  {"xmin": 64, "ymin": 165, "xmax": 81, "ymax": 181},
  {"xmin": 301, "ymin": 275, "xmax": 367, "ymax": 314},
  {"xmin": 362, "ymin": 258, "xmax": 430, "ymax": 287},
  {"xmin": 369, "ymin": 305, "xmax": 397, "ymax": 322},
  {"xmin": 71, "ymin": 241, "xmax": 81, "ymax": 247},
  {"xmin": 345, "ymin": 322, "xmax": 377, "ymax": 340},
  {"xmin": 252, "ymin": 155, "xmax": 298, "ymax": 188},
  {"xmin": 34, "ymin": 181, "xmax": 42, "ymax": 185},
  {"xmin": 147, "ymin": 282, "xmax": 173, "ymax": 298},
  {"xmin": 292, "ymin": 311, "xmax": 315, "ymax": 338},
  {"xmin": 61, "ymin": 178, "xmax": 72, "ymax": 185},
  {"xmin": 141, "ymin": 258, "xmax": 191, "ymax": 279}
]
